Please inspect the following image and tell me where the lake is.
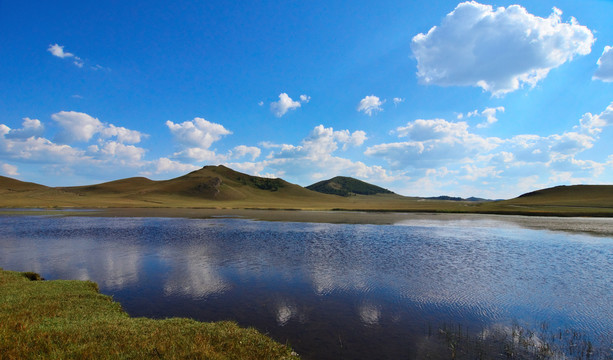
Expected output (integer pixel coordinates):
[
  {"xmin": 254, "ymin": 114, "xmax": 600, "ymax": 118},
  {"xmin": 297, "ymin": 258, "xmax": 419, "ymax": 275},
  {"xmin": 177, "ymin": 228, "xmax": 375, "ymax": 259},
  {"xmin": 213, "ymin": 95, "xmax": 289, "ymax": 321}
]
[{"xmin": 1, "ymin": 213, "xmax": 612, "ymax": 359}]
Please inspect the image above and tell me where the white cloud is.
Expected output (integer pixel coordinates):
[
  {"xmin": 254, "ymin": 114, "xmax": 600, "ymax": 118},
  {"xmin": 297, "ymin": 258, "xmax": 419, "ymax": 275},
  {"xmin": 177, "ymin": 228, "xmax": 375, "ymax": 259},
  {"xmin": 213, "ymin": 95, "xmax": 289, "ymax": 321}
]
[
  {"xmin": 367, "ymin": 118, "xmax": 499, "ymax": 170},
  {"xmin": 73, "ymin": 57, "xmax": 84, "ymax": 68},
  {"xmin": 99, "ymin": 124, "xmax": 144, "ymax": 144},
  {"xmin": 51, "ymin": 111, "xmax": 145, "ymax": 145},
  {"xmin": 366, "ymin": 102, "xmax": 613, "ymax": 194},
  {"xmin": 461, "ymin": 164, "xmax": 501, "ymax": 181},
  {"xmin": 257, "ymin": 125, "xmax": 395, "ymax": 184},
  {"xmin": 47, "ymin": 44, "xmax": 85, "ymax": 68},
  {"xmin": 393, "ymin": 97, "xmax": 405, "ymax": 106},
  {"xmin": 411, "ymin": 2, "xmax": 595, "ymax": 96},
  {"xmin": 88, "ymin": 141, "xmax": 146, "ymax": 163},
  {"xmin": 357, "ymin": 95, "xmax": 384, "ymax": 116},
  {"xmin": 396, "ymin": 118, "xmax": 470, "ymax": 140},
  {"xmin": 259, "ymin": 141, "xmax": 281, "ymax": 149},
  {"xmin": 148, "ymin": 158, "xmax": 199, "ymax": 175},
  {"xmin": 459, "ymin": 106, "xmax": 505, "ymax": 128},
  {"xmin": 577, "ymin": 101, "xmax": 613, "ymax": 135},
  {"xmin": 549, "ymin": 132, "xmax": 594, "ymax": 155},
  {"xmin": 0, "ymin": 132, "xmax": 85, "ymax": 164},
  {"xmin": 549, "ymin": 155, "xmax": 604, "ymax": 176},
  {"xmin": 5, "ymin": 118, "xmax": 45, "ymax": 139},
  {"xmin": 0, "ymin": 113, "xmax": 157, "ymax": 183},
  {"xmin": 270, "ymin": 93, "xmax": 301, "ymax": 117},
  {"xmin": 232, "ymin": 145, "xmax": 261, "ymax": 161},
  {"xmin": 171, "ymin": 148, "xmax": 227, "ymax": 163},
  {"xmin": 47, "ymin": 44, "xmax": 74, "ymax": 59},
  {"xmin": 1, "ymin": 163, "xmax": 19, "ymax": 176},
  {"xmin": 334, "ymin": 129, "xmax": 367, "ymax": 149},
  {"xmin": 166, "ymin": 117, "xmax": 231, "ymax": 149},
  {"xmin": 593, "ymin": 46, "xmax": 613, "ymax": 82},
  {"xmin": 90, "ymin": 64, "xmax": 110, "ymax": 72},
  {"xmin": 51, "ymin": 111, "xmax": 103, "ymax": 143},
  {"xmin": 300, "ymin": 94, "xmax": 311, "ymax": 103},
  {"xmin": 478, "ymin": 107, "xmax": 504, "ymax": 128}
]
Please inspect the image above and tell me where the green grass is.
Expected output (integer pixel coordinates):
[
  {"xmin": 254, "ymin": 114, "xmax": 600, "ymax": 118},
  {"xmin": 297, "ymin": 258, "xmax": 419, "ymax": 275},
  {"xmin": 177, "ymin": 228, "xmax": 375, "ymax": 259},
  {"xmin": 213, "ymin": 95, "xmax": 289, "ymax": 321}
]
[{"xmin": 0, "ymin": 268, "xmax": 299, "ymax": 360}]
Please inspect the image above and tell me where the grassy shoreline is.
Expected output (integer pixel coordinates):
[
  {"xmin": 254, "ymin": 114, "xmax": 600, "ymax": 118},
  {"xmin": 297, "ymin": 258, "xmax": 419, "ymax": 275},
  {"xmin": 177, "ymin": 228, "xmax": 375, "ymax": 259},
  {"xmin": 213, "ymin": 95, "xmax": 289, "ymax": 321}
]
[
  {"xmin": 0, "ymin": 268, "xmax": 299, "ymax": 359},
  {"xmin": 2, "ymin": 207, "xmax": 613, "ymax": 236}
]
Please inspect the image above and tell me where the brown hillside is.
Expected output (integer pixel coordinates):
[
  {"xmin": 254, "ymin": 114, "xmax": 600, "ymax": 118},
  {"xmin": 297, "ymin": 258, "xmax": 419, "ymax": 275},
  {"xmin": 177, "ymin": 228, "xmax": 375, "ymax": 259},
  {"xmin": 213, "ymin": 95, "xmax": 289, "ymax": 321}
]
[
  {"xmin": 56, "ymin": 165, "xmax": 335, "ymax": 206},
  {"xmin": 0, "ymin": 176, "xmax": 49, "ymax": 193},
  {"xmin": 506, "ymin": 185, "xmax": 613, "ymax": 207}
]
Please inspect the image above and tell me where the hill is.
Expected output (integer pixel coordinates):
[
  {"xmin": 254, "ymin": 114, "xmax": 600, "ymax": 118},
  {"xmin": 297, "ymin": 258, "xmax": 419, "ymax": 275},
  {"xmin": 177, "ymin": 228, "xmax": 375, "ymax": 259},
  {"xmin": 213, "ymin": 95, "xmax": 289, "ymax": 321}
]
[
  {"xmin": 306, "ymin": 176, "xmax": 394, "ymax": 197},
  {"xmin": 1, "ymin": 168, "xmax": 612, "ymax": 216},
  {"xmin": 52, "ymin": 165, "xmax": 338, "ymax": 207},
  {"xmin": 0, "ymin": 176, "xmax": 50, "ymax": 193},
  {"xmin": 478, "ymin": 185, "xmax": 613, "ymax": 216},
  {"xmin": 506, "ymin": 185, "xmax": 613, "ymax": 207},
  {"xmin": 424, "ymin": 195, "xmax": 491, "ymax": 202}
]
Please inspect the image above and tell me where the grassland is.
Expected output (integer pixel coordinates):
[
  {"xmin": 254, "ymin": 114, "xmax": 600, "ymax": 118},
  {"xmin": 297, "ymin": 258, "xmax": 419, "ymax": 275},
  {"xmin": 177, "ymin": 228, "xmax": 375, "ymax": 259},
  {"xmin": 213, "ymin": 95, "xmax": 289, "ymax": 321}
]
[
  {"xmin": 1, "ymin": 165, "xmax": 612, "ymax": 217},
  {"xmin": 0, "ymin": 268, "xmax": 298, "ymax": 359}
]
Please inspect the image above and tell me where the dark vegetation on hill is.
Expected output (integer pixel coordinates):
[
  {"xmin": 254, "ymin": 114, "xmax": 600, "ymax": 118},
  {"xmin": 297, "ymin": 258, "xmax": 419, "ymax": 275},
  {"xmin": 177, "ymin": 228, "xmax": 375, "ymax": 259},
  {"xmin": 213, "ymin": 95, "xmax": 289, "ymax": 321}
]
[
  {"xmin": 424, "ymin": 195, "xmax": 492, "ymax": 202},
  {"xmin": 307, "ymin": 176, "xmax": 394, "ymax": 197},
  {"xmin": 60, "ymin": 165, "xmax": 313, "ymax": 201}
]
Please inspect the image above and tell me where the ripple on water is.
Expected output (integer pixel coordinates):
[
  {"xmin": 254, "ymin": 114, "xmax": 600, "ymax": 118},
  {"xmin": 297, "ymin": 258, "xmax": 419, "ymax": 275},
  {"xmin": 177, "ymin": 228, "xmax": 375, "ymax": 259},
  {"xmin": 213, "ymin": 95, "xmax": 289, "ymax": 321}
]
[{"xmin": 0, "ymin": 216, "xmax": 612, "ymax": 359}]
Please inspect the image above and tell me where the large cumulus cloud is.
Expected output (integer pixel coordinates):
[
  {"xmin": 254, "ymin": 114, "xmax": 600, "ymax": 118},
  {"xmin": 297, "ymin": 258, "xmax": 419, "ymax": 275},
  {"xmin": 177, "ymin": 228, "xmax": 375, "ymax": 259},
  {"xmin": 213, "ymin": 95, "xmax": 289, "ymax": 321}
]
[{"xmin": 411, "ymin": 2, "xmax": 594, "ymax": 96}]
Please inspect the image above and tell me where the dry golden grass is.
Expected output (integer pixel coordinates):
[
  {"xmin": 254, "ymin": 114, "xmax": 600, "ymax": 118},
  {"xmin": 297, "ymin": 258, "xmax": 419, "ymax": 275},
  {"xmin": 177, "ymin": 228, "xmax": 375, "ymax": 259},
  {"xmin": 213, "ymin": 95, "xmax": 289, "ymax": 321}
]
[{"xmin": 1, "ymin": 166, "xmax": 612, "ymax": 216}]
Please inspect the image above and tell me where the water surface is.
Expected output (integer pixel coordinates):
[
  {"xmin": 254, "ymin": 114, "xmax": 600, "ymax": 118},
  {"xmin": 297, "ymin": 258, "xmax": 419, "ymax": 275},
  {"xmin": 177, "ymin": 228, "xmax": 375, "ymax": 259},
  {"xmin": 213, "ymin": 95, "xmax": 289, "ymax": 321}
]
[{"xmin": 1, "ymin": 215, "xmax": 612, "ymax": 359}]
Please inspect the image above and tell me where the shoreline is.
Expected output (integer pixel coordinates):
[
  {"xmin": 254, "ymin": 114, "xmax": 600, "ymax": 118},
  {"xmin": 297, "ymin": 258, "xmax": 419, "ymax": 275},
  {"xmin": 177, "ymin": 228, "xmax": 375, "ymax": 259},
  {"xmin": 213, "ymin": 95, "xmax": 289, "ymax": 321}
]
[
  {"xmin": 2, "ymin": 207, "xmax": 613, "ymax": 236},
  {"xmin": 0, "ymin": 268, "xmax": 299, "ymax": 359}
]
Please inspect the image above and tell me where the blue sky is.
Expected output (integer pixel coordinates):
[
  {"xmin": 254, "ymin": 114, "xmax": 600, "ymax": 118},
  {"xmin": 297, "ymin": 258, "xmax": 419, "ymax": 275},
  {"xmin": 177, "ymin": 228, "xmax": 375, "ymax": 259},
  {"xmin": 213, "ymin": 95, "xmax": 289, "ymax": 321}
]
[{"xmin": 1, "ymin": 0, "xmax": 612, "ymax": 198}]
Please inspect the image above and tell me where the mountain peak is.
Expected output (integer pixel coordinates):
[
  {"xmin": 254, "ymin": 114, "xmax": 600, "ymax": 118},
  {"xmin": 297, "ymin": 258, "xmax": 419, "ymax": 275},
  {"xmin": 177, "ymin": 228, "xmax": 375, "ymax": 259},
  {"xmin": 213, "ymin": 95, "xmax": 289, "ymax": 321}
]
[{"xmin": 306, "ymin": 176, "xmax": 394, "ymax": 197}]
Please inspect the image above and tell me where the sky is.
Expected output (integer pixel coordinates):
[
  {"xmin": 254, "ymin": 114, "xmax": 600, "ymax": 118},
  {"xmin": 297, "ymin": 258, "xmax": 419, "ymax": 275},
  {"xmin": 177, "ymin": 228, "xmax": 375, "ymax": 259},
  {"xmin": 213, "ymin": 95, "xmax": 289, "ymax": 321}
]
[{"xmin": 1, "ymin": 0, "xmax": 613, "ymax": 199}]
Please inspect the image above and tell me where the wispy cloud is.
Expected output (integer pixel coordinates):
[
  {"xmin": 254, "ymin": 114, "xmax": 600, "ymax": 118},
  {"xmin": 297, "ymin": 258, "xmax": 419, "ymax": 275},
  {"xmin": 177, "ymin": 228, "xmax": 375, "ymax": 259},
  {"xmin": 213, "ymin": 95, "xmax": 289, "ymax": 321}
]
[
  {"xmin": 47, "ymin": 44, "xmax": 109, "ymax": 70},
  {"xmin": 47, "ymin": 44, "xmax": 84, "ymax": 68}
]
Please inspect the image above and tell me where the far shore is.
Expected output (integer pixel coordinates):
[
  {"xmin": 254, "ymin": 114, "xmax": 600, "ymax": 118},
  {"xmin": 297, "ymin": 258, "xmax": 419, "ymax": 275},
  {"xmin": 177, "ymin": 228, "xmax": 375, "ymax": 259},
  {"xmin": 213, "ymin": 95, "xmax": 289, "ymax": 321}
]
[{"xmin": 2, "ymin": 207, "xmax": 613, "ymax": 236}]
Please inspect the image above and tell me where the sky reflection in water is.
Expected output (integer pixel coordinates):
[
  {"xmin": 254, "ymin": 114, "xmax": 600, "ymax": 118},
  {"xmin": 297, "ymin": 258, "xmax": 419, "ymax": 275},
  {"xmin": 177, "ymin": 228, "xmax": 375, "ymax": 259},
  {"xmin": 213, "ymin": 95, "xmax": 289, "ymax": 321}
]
[{"xmin": 1, "ymin": 215, "xmax": 612, "ymax": 359}]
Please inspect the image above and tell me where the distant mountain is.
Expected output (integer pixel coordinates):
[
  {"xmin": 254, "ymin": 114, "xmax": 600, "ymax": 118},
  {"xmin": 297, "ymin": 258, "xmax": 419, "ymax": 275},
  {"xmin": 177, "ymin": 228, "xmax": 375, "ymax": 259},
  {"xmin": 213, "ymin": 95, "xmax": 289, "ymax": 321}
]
[
  {"xmin": 424, "ymin": 195, "xmax": 492, "ymax": 202},
  {"xmin": 306, "ymin": 176, "xmax": 394, "ymax": 197}
]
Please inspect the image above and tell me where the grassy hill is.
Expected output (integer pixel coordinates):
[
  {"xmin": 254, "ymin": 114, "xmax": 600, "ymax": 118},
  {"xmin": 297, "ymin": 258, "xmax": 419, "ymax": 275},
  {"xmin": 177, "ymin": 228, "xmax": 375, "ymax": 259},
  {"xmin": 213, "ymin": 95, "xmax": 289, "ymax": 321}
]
[
  {"xmin": 0, "ymin": 175, "xmax": 50, "ymax": 193},
  {"xmin": 1, "ymin": 167, "xmax": 612, "ymax": 216},
  {"xmin": 513, "ymin": 185, "xmax": 613, "ymax": 206},
  {"xmin": 0, "ymin": 166, "xmax": 350, "ymax": 209},
  {"xmin": 307, "ymin": 176, "xmax": 394, "ymax": 196},
  {"xmin": 482, "ymin": 185, "xmax": 613, "ymax": 216}
]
